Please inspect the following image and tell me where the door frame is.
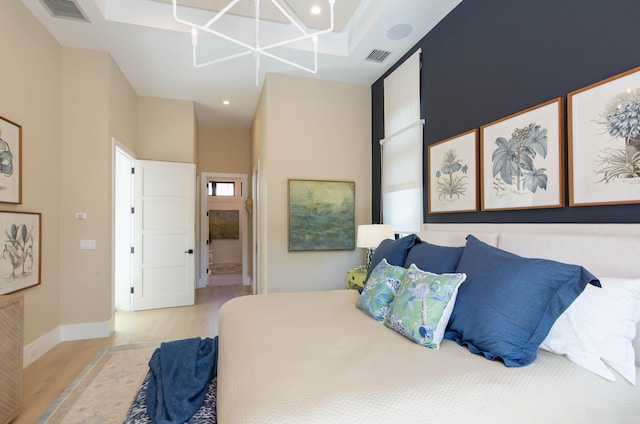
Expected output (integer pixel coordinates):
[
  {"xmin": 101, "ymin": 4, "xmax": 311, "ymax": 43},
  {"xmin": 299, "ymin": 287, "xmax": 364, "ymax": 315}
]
[
  {"xmin": 111, "ymin": 142, "xmax": 135, "ymax": 311},
  {"xmin": 199, "ymin": 172, "xmax": 249, "ymax": 288},
  {"xmin": 112, "ymin": 140, "xmax": 135, "ymax": 313},
  {"xmin": 252, "ymin": 162, "xmax": 260, "ymax": 294}
]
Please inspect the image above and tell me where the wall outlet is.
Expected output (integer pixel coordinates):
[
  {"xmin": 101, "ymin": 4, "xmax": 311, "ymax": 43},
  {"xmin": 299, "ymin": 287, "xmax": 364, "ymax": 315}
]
[{"xmin": 80, "ymin": 240, "xmax": 96, "ymax": 250}]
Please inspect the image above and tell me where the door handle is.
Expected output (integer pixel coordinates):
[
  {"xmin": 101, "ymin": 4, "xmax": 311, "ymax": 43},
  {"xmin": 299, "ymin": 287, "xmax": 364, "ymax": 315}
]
[{"xmin": 185, "ymin": 249, "xmax": 194, "ymax": 254}]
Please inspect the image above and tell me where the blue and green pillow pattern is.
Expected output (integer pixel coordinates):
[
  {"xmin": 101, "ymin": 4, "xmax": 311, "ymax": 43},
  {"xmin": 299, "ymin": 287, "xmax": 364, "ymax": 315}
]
[
  {"xmin": 356, "ymin": 257, "xmax": 467, "ymax": 350},
  {"xmin": 384, "ymin": 265, "xmax": 466, "ymax": 349},
  {"xmin": 356, "ymin": 259, "xmax": 406, "ymax": 321}
]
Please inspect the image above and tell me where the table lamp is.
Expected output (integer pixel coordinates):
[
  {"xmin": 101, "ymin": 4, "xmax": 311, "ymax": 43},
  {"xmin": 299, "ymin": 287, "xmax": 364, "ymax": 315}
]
[{"xmin": 356, "ymin": 224, "xmax": 395, "ymax": 270}]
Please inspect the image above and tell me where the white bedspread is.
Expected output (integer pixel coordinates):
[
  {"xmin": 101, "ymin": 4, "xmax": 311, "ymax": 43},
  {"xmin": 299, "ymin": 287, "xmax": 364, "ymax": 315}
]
[{"xmin": 218, "ymin": 290, "xmax": 640, "ymax": 424}]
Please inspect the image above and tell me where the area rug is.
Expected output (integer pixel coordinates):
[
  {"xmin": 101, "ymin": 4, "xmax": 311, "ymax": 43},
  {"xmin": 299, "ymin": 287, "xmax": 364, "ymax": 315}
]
[
  {"xmin": 211, "ymin": 262, "xmax": 242, "ymax": 275},
  {"xmin": 38, "ymin": 343, "xmax": 158, "ymax": 424}
]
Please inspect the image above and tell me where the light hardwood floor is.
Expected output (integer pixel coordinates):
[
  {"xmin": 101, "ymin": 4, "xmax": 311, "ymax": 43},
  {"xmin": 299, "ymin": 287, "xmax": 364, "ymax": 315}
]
[{"xmin": 14, "ymin": 283, "xmax": 251, "ymax": 424}]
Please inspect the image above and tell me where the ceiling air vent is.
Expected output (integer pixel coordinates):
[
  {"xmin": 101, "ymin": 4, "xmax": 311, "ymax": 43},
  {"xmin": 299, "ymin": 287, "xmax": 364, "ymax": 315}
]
[
  {"xmin": 365, "ymin": 49, "xmax": 391, "ymax": 63},
  {"xmin": 39, "ymin": 0, "xmax": 89, "ymax": 22}
]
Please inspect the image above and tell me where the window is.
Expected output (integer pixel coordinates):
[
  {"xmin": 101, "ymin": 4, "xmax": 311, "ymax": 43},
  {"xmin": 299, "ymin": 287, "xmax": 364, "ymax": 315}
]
[
  {"xmin": 208, "ymin": 181, "xmax": 235, "ymax": 197},
  {"xmin": 381, "ymin": 49, "xmax": 423, "ymax": 234}
]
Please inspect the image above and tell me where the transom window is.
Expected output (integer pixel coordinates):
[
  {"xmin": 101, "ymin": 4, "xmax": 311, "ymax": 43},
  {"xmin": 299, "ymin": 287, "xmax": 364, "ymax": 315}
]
[{"xmin": 208, "ymin": 181, "xmax": 235, "ymax": 197}]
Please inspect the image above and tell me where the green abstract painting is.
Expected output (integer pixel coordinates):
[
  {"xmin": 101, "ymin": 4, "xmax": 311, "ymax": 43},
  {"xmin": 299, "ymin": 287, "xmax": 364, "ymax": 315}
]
[
  {"xmin": 209, "ymin": 210, "xmax": 239, "ymax": 240},
  {"xmin": 289, "ymin": 180, "xmax": 355, "ymax": 251},
  {"xmin": 288, "ymin": 180, "xmax": 355, "ymax": 251}
]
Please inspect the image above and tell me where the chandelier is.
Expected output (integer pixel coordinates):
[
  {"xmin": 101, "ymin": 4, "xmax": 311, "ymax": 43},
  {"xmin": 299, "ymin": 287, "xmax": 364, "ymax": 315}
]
[{"xmin": 172, "ymin": 0, "xmax": 336, "ymax": 85}]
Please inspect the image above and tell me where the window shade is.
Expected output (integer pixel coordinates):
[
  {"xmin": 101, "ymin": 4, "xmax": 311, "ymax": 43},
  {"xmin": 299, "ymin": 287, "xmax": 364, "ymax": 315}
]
[{"xmin": 381, "ymin": 50, "xmax": 423, "ymax": 233}]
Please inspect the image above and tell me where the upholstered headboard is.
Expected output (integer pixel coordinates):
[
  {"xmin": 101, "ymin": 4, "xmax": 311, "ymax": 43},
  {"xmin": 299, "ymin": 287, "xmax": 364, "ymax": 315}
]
[{"xmin": 421, "ymin": 224, "xmax": 640, "ymax": 368}]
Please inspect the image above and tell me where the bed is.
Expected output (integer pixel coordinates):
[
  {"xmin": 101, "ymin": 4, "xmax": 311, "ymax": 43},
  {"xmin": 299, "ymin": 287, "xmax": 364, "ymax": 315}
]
[{"xmin": 217, "ymin": 225, "xmax": 640, "ymax": 423}]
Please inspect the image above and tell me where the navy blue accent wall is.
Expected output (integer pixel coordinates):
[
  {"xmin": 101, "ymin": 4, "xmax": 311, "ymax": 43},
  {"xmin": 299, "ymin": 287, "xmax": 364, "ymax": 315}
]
[{"xmin": 371, "ymin": 0, "xmax": 640, "ymax": 223}]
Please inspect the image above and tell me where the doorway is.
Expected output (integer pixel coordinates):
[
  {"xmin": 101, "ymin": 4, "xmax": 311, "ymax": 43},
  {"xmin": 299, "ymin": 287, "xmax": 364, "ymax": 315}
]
[
  {"xmin": 199, "ymin": 172, "xmax": 249, "ymax": 289},
  {"xmin": 113, "ymin": 143, "xmax": 197, "ymax": 311},
  {"xmin": 114, "ymin": 144, "xmax": 134, "ymax": 312}
]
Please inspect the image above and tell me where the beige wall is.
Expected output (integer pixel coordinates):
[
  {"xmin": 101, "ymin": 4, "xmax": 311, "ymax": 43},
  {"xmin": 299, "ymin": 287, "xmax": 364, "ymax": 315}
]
[
  {"xmin": 109, "ymin": 59, "xmax": 138, "ymax": 154},
  {"xmin": 0, "ymin": 0, "xmax": 63, "ymax": 347},
  {"xmin": 254, "ymin": 74, "xmax": 372, "ymax": 293},
  {"xmin": 58, "ymin": 48, "xmax": 138, "ymax": 333},
  {"xmin": 59, "ymin": 48, "xmax": 112, "ymax": 328},
  {"xmin": 138, "ymin": 97, "xmax": 196, "ymax": 163},
  {"xmin": 199, "ymin": 127, "xmax": 251, "ymax": 174},
  {"xmin": 0, "ymin": 3, "xmax": 141, "ymax": 352}
]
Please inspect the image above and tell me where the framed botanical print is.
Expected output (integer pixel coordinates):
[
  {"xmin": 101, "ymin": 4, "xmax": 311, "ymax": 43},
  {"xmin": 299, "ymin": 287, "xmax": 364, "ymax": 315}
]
[
  {"xmin": 0, "ymin": 116, "xmax": 21, "ymax": 204},
  {"xmin": 0, "ymin": 211, "xmax": 41, "ymax": 295},
  {"xmin": 427, "ymin": 129, "xmax": 478, "ymax": 213},
  {"xmin": 480, "ymin": 98, "xmax": 565, "ymax": 211},
  {"xmin": 568, "ymin": 66, "xmax": 640, "ymax": 206}
]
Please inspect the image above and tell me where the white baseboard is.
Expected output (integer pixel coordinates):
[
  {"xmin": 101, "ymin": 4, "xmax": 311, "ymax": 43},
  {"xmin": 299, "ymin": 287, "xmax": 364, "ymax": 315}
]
[
  {"xmin": 197, "ymin": 276, "xmax": 208, "ymax": 289},
  {"xmin": 23, "ymin": 327, "xmax": 60, "ymax": 368},
  {"xmin": 23, "ymin": 320, "xmax": 111, "ymax": 368},
  {"xmin": 61, "ymin": 320, "xmax": 110, "ymax": 341}
]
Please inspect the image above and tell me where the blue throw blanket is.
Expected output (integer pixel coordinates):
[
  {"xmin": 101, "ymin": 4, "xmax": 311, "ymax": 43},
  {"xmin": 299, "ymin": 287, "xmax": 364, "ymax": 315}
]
[{"xmin": 146, "ymin": 337, "xmax": 218, "ymax": 423}]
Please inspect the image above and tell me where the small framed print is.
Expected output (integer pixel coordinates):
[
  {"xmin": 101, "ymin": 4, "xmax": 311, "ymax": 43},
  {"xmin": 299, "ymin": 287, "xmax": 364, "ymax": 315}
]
[
  {"xmin": 0, "ymin": 211, "xmax": 41, "ymax": 295},
  {"xmin": 568, "ymin": 66, "xmax": 640, "ymax": 206},
  {"xmin": 480, "ymin": 98, "xmax": 565, "ymax": 211},
  {"xmin": 427, "ymin": 129, "xmax": 478, "ymax": 214},
  {"xmin": 0, "ymin": 116, "xmax": 22, "ymax": 204}
]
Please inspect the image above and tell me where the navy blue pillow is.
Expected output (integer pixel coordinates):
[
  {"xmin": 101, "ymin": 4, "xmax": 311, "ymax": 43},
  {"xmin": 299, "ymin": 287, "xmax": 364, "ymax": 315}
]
[
  {"xmin": 444, "ymin": 235, "xmax": 600, "ymax": 367},
  {"xmin": 403, "ymin": 241, "xmax": 464, "ymax": 274},
  {"xmin": 365, "ymin": 234, "xmax": 418, "ymax": 280}
]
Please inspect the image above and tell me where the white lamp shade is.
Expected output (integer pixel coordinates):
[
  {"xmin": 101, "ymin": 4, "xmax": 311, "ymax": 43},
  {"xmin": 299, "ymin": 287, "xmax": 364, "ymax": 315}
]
[{"xmin": 356, "ymin": 224, "xmax": 395, "ymax": 249}]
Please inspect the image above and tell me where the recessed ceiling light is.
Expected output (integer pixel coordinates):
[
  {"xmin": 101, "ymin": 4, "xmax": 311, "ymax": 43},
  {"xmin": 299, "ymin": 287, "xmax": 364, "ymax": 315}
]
[
  {"xmin": 387, "ymin": 24, "xmax": 413, "ymax": 40},
  {"xmin": 223, "ymin": 100, "xmax": 230, "ymax": 106},
  {"xmin": 310, "ymin": 5, "xmax": 322, "ymax": 15}
]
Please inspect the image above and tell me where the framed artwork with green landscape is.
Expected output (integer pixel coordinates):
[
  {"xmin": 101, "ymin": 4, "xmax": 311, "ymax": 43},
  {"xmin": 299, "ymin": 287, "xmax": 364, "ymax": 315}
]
[{"xmin": 288, "ymin": 179, "xmax": 355, "ymax": 251}]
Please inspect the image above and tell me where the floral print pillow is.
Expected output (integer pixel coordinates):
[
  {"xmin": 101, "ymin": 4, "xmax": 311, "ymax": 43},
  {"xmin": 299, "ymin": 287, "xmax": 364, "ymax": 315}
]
[
  {"xmin": 356, "ymin": 259, "xmax": 406, "ymax": 321},
  {"xmin": 384, "ymin": 264, "xmax": 466, "ymax": 349}
]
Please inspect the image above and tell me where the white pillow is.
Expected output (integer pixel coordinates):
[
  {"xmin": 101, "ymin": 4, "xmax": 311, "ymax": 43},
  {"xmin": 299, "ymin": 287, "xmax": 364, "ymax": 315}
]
[{"xmin": 540, "ymin": 277, "xmax": 640, "ymax": 385}]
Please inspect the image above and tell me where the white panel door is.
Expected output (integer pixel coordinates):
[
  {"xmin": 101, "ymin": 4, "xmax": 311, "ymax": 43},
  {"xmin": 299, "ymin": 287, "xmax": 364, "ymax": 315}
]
[{"xmin": 132, "ymin": 160, "xmax": 195, "ymax": 311}]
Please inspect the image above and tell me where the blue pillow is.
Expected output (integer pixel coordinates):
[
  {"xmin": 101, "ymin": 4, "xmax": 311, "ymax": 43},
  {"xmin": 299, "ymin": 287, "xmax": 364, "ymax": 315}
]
[
  {"xmin": 403, "ymin": 241, "xmax": 464, "ymax": 274},
  {"xmin": 366, "ymin": 234, "xmax": 418, "ymax": 280},
  {"xmin": 444, "ymin": 235, "xmax": 600, "ymax": 367}
]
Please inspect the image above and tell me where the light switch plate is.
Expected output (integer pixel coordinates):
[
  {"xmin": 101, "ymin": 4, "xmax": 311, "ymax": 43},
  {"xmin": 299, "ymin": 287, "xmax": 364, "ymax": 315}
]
[{"xmin": 80, "ymin": 239, "xmax": 96, "ymax": 250}]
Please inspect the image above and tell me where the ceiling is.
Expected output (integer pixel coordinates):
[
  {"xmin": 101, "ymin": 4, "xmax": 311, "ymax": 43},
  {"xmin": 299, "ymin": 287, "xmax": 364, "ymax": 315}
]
[{"xmin": 21, "ymin": 0, "xmax": 462, "ymax": 129}]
